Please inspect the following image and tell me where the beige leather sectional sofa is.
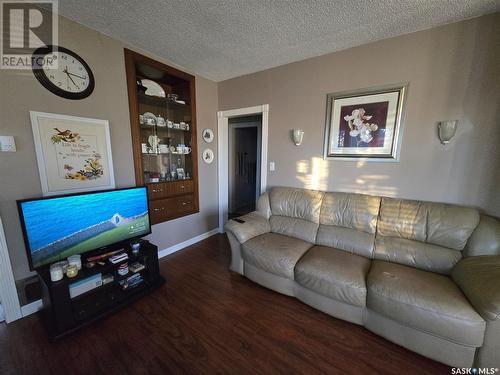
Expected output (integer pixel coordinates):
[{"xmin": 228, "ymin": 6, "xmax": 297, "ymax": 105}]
[{"xmin": 225, "ymin": 187, "xmax": 500, "ymax": 368}]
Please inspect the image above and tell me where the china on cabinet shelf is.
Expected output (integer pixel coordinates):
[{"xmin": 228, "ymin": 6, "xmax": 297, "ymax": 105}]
[{"xmin": 124, "ymin": 49, "xmax": 199, "ymax": 224}]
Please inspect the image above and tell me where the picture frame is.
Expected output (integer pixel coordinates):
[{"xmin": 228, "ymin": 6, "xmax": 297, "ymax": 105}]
[
  {"xmin": 30, "ymin": 111, "xmax": 115, "ymax": 196},
  {"xmin": 176, "ymin": 168, "xmax": 185, "ymax": 180},
  {"xmin": 323, "ymin": 83, "xmax": 408, "ymax": 161}
]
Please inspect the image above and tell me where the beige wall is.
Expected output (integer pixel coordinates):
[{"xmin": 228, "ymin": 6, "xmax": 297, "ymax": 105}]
[
  {"xmin": 218, "ymin": 13, "xmax": 500, "ymax": 217},
  {"xmin": 0, "ymin": 14, "xmax": 219, "ymax": 280},
  {"xmin": 1, "ymin": 11, "xmax": 499, "ymax": 281}
]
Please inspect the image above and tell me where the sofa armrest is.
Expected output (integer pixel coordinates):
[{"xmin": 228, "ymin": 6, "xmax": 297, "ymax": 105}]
[
  {"xmin": 224, "ymin": 211, "xmax": 270, "ymax": 244},
  {"xmin": 452, "ymin": 256, "xmax": 500, "ymax": 321},
  {"xmin": 256, "ymin": 192, "xmax": 271, "ymax": 219}
]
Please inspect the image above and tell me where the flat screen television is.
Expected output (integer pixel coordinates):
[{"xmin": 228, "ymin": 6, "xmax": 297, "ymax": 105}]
[{"xmin": 17, "ymin": 187, "xmax": 151, "ymax": 270}]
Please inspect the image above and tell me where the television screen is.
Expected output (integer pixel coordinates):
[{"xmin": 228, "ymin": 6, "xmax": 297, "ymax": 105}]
[{"xmin": 18, "ymin": 187, "xmax": 151, "ymax": 269}]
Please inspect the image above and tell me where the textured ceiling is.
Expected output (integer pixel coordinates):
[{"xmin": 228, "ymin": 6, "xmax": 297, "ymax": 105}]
[{"xmin": 56, "ymin": 0, "xmax": 499, "ymax": 81}]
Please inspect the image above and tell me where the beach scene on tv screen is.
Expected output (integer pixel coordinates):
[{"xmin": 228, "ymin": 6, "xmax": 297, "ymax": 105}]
[{"xmin": 21, "ymin": 189, "xmax": 149, "ymax": 268}]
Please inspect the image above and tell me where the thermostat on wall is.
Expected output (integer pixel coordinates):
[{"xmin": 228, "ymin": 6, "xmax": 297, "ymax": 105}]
[{"xmin": 0, "ymin": 136, "xmax": 16, "ymax": 152}]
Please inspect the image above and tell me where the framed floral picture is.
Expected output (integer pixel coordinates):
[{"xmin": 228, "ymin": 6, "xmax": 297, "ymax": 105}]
[
  {"xmin": 30, "ymin": 111, "xmax": 115, "ymax": 196},
  {"xmin": 323, "ymin": 83, "xmax": 408, "ymax": 161}
]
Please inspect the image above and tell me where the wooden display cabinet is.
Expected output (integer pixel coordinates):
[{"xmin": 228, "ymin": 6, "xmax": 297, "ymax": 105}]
[{"xmin": 124, "ymin": 49, "xmax": 199, "ymax": 224}]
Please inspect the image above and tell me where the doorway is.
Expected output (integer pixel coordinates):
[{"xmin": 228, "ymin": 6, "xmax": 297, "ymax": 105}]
[
  {"xmin": 228, "ymin": 115, "xmax": 262, "ymax": 219},
  {"xmin": 217, "ymin": 105, "xmax": 269, "ymax": 231}
]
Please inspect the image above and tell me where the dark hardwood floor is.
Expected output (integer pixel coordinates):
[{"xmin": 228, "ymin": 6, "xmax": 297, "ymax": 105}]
[{"xmin": 0, "ymin": 234, "xmax": 449, "ymax": 375}]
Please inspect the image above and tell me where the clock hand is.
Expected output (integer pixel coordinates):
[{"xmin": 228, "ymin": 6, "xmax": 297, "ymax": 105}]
[
  {"xmin": 66, "ymin": 71, "xmax": 86, "ymax": 80},
  {"xmin": 65, "ymin": 70, "xmax": 79, "ymax": 88}
]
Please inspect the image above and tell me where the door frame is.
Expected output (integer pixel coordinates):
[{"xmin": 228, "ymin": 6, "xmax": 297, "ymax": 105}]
[
  {"xmin": 217, "ymin": 104, "xmax": 269, "ymax": 232},
  {"xmin": 0, "ymin": 216, "xmax": 22, "ymax": 323},
  {"xmin": 228, "ymin": 120, "xmax": 262, "ymax": 214}
]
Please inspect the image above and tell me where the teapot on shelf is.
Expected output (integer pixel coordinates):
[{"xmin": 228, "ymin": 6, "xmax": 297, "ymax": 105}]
[
  {"xmin": 176, "ymin": 144, "xmax": 192, "ymax": 154},
  {"xmin": 157, "ymin": 115, "xmax": 166, "ymax": 127}
]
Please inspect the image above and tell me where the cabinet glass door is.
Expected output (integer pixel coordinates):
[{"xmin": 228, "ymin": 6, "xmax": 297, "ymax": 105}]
[{"xmin": 137, "ymin": 89, "xmax": 194, "ymax": 183}]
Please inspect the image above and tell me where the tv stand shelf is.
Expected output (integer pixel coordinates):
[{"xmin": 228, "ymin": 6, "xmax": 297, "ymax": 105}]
[{"xmin": 38, "ymin": 241, "xmax": 165, "ymax": 340}]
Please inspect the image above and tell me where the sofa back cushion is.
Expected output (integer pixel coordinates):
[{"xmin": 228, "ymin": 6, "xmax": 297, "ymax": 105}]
[
  {"xmin": 463, "ymin": 215, "xmax": 500, "ymax": 257},
  {"xmin": 375, "ymin": 198, "xmax": 479, "ymax": 274},
  {"xmin": 316, "ymin": 192, "xmax": 381, "ymax": 258},
  {"xmin": 269, "ymin": 187, "xmax": 324, "ymax": 243}
]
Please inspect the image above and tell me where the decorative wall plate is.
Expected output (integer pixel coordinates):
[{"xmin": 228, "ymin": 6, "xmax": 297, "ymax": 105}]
[
  {"xmin": 202, "ymin": 128, "xmax": 214, "ymax": 143},
  {"xmin": 140, "ymin": 79, "xmax": 166, "ymax": 97},
  {"xmin": 202, "ymin": 148, "xmax": 214, "ymax": 164}
]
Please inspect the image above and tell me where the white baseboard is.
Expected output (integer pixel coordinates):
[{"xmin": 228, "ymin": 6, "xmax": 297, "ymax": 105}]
[
  {"xmin": 20, "ymin": 229, "xmax": 220, "ymax": 318},
  {"xmin": 21, "ymin": 299, "xmax": 43, "ymax": 317},
  {"xmin": 158, "ymin": 228, "xmax": 219, "ymax": 259}
]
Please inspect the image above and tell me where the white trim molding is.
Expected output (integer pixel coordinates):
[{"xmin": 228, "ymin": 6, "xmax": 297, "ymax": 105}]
[
  {"xmin": 217, "ymin": 104, "xmax": 269, "ymax": 232},
  {"xmin": 21, "ymin": 299, "xmax": 43, "ymax": 318},
  {"xmin": 0, "ymin": 217, "xmax": 22, "ymax": 323},
  {"xmin": 157, "ymin": 228, "xmax": 219, "ymax": 259}
]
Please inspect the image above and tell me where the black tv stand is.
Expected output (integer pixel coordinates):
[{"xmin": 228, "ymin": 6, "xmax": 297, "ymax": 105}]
[{"xmin": 37, "ymin": 240, "xmax": 165, "ymax": 340}]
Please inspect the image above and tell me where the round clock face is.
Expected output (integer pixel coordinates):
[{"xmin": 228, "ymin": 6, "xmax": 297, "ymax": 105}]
[{"xmin": 32, "ymin": 46, "xmax": 95, "ymax": 100}]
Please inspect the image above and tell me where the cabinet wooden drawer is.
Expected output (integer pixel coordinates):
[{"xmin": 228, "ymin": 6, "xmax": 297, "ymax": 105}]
[
  {"xmin": 149, "ymin": 199, "xmax": 168, "ymax": 222},
  {"xmin": 149, "ymin": 194, "xmax": 195, "ymax": 223},
  {"xmin": 170, "ymin": 180, "xmax": 194, "ymax": 195},
  {"xmin": 171, "ymin": 194, "xmax": 195, "ymax": 213},
  {"xmin": 147, "ymin": 183, "xmax": 167, "ymax": 200}
]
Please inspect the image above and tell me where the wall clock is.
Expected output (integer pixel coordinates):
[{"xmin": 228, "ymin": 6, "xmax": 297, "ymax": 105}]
[
  {"xmin": 32, "ymin": 45, "xmax": 95, "ymax": 100},
  {"xmin": 202, "ymin": 148, "xmax": 214, "ymax": 164},
  {"xmin": 202, "ymin": 128, "xmax": 214, "ymax": 143}
]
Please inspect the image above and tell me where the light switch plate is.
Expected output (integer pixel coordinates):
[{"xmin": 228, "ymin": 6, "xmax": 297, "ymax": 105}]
[
  {"xmin": 0, "ymin": 136, "xmax": 16, "ymax": 152},
  {"xmin": 269, "ymin": 162, "xmax": 275, "ymax": 171}
]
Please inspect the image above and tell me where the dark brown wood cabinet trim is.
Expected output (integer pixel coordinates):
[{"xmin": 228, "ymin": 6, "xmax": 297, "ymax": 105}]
[{"xmin": 124, "ymin": 49, "xmax": 199, "ymax": 224}]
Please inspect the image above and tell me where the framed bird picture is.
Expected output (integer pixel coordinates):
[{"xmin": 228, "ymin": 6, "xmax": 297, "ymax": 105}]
[{"xmin": 29, "ymin": 111, "xmax": 115, "ymax": 196}]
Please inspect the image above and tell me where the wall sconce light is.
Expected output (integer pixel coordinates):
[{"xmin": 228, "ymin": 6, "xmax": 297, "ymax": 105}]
[
  {"xmin": 292, "ymin": 129, "xmax": 304, "ymax": 146},
  {"xmin": 437, "ymin": 120, "xmax": 458, "ymax": 145}
]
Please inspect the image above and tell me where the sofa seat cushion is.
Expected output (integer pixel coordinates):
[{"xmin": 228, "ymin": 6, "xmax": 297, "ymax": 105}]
[
  {"xmin": 242, "ymin": 233, "xmax": 313, "ymax": 279},
  {"xmin": 295, "ymin": 246, "xmax": 371, "ymax": 307},
  {"xmin": 367, "ymin": 261, "xmax": 485, "ymax": 346}
]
